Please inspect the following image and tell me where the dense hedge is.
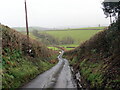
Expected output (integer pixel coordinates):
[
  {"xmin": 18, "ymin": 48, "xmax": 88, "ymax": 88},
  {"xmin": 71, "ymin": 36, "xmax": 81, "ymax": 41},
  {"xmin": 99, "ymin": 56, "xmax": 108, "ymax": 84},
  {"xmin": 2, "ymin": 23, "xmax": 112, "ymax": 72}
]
[{"xmin": 64, "ymin": 20, "xmax": 120, "ymax": 89}]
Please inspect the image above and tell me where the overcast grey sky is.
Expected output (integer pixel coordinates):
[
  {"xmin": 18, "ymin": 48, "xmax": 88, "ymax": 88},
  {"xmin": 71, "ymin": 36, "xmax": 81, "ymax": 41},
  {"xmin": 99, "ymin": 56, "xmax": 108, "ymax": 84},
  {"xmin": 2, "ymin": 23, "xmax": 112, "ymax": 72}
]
[{"xmin": 0, "ymin": 0, "xmax": 110, "ymax": 28}]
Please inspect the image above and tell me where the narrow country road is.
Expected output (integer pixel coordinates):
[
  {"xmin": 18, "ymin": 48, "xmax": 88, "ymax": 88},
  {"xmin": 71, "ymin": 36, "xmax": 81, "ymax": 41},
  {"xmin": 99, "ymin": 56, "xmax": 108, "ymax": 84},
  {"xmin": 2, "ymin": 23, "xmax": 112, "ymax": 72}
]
[{"xmin": 21, "ymin": 51, "xmax": 77, "ymax": 89}]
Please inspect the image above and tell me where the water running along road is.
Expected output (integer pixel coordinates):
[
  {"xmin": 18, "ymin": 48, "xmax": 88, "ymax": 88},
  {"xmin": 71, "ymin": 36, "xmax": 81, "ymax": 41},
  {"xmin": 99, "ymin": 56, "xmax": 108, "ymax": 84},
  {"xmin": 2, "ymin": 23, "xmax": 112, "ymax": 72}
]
[{"xmin": 22, "ymin": 51, "xmax": 77, "ymax": 89}]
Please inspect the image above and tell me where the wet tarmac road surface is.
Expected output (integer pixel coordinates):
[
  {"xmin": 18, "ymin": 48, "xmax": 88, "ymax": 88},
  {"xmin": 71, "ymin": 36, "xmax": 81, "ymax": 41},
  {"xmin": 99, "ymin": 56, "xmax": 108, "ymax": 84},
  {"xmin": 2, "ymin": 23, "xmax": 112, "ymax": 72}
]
[{"xmin": 22, "ymin": 51, "xmax": 77, "ymax": 89}]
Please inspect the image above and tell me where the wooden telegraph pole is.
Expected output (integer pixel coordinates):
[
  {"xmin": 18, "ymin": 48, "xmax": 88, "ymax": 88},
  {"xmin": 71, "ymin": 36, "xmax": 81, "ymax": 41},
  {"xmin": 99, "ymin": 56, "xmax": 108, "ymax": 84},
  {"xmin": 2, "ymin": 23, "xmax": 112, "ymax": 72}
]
[
  {"xmin": 118, "ymin": 1, "xmax": 120, "ymax": 30},
  {"xmin": 24, "ymin": 0, "xmax": 29, "ymax": 51}
]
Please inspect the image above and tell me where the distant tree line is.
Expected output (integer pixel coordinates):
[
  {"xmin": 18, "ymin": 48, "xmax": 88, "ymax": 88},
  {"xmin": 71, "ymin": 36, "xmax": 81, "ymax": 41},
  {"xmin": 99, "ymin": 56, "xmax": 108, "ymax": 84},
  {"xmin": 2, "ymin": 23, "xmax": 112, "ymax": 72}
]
[
  {"xmin": 60, "ymin": 36, "xmax": 74, "ymax": 44},
  {"xmin": 32, "ymin": 30, "xmax": 74, "ymax": 45}
]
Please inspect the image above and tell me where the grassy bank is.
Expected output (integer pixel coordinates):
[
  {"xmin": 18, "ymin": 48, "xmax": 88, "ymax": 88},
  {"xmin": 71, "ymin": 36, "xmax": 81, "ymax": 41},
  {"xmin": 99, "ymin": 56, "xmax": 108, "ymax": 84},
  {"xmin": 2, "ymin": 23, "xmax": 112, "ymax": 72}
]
[
  {"xmin": 2, "ymin": 25, "xmax": 58, "ymax": 88},
  {"xmin": 64, "ymin": 21, "xmax": 120, "ymax": 89},
  {"xmin": 2, "ymin": 48, "xmax": 56, "ymax": 88}
]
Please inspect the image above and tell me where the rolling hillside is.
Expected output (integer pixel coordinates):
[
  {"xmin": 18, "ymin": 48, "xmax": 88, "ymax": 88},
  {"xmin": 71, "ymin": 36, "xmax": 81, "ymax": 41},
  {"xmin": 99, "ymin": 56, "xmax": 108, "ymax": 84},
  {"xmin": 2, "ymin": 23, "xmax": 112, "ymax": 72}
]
[
  {"xmin": 64, "ymin": 20, "xmax": 120, "ymax": 89},
  {"xmin": 42, "ymin": 27, "xmax": 105, "ymax": 44},
  {"xmin": 27, "ymin": 27, "xmax": 106, "ymax": 50},
  {"xmin": 2, "ymin": 25, "xmax": 58, "ymax": 88},
  {"xmin": 27, "ymin": 27, "xmax": 105, "ymax": 47},
  {"xmin": 45, "ymin": 30, "xmax": 100, "ymax": 44}
]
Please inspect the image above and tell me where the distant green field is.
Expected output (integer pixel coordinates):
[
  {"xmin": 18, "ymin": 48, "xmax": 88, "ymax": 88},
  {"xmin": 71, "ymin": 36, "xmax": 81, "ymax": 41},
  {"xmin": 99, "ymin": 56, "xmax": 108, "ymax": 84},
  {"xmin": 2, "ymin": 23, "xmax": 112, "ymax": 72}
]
[
  {"xmin": 21, "ymin": 27, "xmax": 105, "ymax": 45},
  {"xmin": 43, "ymin": 28, "xmax": 103, "ymax": 44},
  {"xmin": 59, "ymin": 44, "xmax": 79, "ymax": 47},
  {"xmin": 48, "ymin": 47, "xmax": 59, "ymax": 50},
  {"xmin": 59, "ymin": 44, "xmax": 79, "ymax": 49},
  {"xmin": 48, "ymin": 45, "xmax": 78, "ymax": 51},
  {"xmin": 59, "ymin": 44, "xmax": 78, "ymax": 50}
]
